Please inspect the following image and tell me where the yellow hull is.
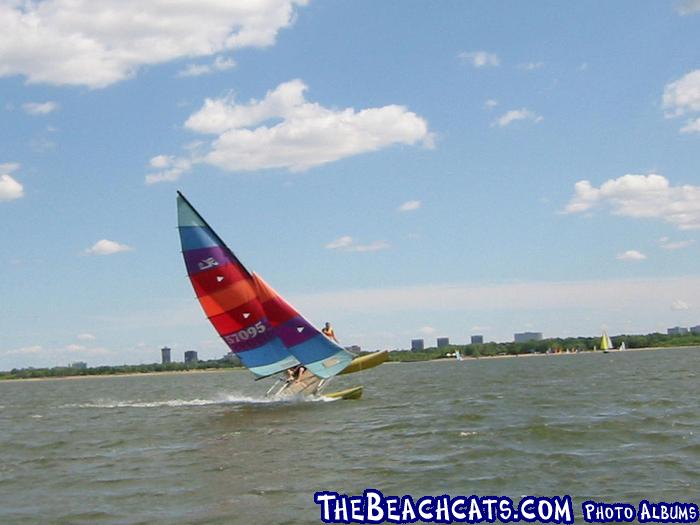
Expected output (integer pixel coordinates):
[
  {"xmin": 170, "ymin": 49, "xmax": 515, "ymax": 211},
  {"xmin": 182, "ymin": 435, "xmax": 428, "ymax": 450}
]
[
  {"xmin": 324, "ymin": 386, "xmax": 363, "ymax": 400},
  {"xmin": 338, "ymin": 350, "xmax": 389, "ymax": 375}
]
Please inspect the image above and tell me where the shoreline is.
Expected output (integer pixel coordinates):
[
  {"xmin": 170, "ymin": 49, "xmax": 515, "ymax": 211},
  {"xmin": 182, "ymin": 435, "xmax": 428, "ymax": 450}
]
[
  {"xmin": 425, "ymin": 344, "xmax": 699, "ymax": 363},
  {"xmin": 3, "ymin": 345, "xmax": 698, "ymax": 383}
]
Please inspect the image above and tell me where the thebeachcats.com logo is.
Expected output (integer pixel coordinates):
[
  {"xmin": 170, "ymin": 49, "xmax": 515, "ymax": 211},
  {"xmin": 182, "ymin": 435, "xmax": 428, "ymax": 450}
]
[{"xmin": 313, "ymin": 489, "xmax": 699, "ymax": 524}]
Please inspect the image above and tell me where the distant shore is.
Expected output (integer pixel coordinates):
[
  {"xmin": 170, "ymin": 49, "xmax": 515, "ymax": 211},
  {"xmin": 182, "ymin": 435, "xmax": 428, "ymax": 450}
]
[{"xmin": 3, "ymin": 344, "xmax": 699, "ymax": 382}]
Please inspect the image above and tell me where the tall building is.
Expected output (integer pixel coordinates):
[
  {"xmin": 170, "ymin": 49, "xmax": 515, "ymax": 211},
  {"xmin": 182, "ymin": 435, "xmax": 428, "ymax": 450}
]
[
  {"xmin": 411, "ymin": 339, "xmax": 424, "ymax": 351},
  {"xmin": 437, "ymin": 337, "xmax": 450, "ymax": 348},
  {"xmin": 184, "ymin": 350, "xmax": 198, "ymax": 363},
  {"xmin": 69, "ymin": 361, "xmax": 87, "ymax": 369},
  {"xmin": 514, "ymin": 332, "xmax": 543, "ymax": 343},
  {"xmin": 471, "ymin": 335, "xmax": 484, "ymax": 344},
  {"xmin": 161, "ymin": 346, "xmax": 171, "ymax": 364},
  {"xmin": 691, "ymin": 325, "xmax": 700, "ymax": 335},
  {"xmin": 667, "ymin": 326, "xmax": 689, "ymax": 336}
]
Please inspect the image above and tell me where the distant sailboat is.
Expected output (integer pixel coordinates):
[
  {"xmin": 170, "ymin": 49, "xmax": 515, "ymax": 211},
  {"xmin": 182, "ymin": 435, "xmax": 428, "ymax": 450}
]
[
  {"xmin": 601, "ymin": 330, "xmax": 614, "ymax": 353},
  {"xmin": 619, "ymin": 341, "xmax": 626, "ymax": 351},
  {"xmin": 455, "ymin": 350, "xmax": 463, "ymax": 361}
]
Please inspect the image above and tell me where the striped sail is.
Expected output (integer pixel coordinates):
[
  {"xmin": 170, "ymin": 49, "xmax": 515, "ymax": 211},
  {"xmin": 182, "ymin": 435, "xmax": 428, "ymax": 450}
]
[
  {"xmin": 177, "ymin": 192, "xmax": 353, "ymax": 379},
  {"xmin": 177, "ymin": 192, "xmax": 298, "ymax": 377},
  {"xmin": 252, "ymin": 273, "xmax": 353, "ymax": 378}
]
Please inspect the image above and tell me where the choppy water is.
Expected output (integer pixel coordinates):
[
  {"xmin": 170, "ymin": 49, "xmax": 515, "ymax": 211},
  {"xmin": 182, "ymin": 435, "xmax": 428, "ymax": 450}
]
[{"xmin": 0, "ymin": 347, "xmax": 698, "ymax": 524}]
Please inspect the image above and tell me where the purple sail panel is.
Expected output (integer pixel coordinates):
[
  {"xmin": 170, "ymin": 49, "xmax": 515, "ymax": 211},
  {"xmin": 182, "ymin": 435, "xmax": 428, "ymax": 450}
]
[
  {"xmin": 275, "ymin": 316, "xmax": 317, "ymax": 348},
  {"xmin": 182, "ymin": 246, "xmax": 231, "ymax": 276},
  {"xmin": 222, "ymin": 318, "xmax": 278, "ymax": 353}
]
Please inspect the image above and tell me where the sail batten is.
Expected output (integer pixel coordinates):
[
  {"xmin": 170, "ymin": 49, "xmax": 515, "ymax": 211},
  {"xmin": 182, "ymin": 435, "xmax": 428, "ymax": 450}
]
[{"xmin": 176, "ymin": 192, "xmax": 352, "ymax": 379}]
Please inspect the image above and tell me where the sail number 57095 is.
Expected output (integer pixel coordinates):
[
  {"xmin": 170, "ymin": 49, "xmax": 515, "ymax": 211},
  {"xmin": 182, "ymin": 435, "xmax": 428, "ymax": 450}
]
[{"xmin": 224, "ymin": 321, "xmax": 266, "ymax": 344}]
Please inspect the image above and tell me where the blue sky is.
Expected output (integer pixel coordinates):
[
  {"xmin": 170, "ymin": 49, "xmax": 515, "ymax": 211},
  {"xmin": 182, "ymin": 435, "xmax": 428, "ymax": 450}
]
[{"xmin": 2, "ymin": 0, "xmax": 700, "ymax": 368}]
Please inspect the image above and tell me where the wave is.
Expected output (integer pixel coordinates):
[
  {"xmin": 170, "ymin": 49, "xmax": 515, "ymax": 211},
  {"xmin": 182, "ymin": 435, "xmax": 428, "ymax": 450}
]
[{"xmin": 65, "ymin": 392, "xmax": 334, "ymax": 409}]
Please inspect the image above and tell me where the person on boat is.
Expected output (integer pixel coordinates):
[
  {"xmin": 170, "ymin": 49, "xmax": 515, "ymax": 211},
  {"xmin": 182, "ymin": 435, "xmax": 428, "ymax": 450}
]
[
  {"xmin": 322, "ymin": 322, "xmax": 339, "ymax": 343},
  {"xmin": 286, "ymin": 365, "xmax": 306, "ymax": 382}
]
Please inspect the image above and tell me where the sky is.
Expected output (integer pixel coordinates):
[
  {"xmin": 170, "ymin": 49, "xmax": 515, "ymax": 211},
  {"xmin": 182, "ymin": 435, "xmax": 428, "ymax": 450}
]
[{"xmin": 1, "ymin": 0, "xmax": 700, "ymax": 369}]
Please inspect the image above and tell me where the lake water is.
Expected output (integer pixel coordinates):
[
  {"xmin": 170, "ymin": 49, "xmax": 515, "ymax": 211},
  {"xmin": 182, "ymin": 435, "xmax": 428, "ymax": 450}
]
[{"xmin": 0, "ymin": 347, "xmax": 698, "ymax": 524}]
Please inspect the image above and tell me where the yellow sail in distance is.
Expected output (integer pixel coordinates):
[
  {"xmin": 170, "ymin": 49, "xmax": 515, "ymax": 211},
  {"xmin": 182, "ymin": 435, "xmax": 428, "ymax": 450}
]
[{"xmin": 600, "ymin": 331, "xmax": 613, "ymax": 351}]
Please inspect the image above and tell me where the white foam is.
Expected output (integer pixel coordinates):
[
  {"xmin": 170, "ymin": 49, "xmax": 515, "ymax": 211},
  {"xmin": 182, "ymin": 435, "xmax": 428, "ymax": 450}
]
[{"xmin": 65, "ymin": 392, "xmax": 330, "ymax": 409}]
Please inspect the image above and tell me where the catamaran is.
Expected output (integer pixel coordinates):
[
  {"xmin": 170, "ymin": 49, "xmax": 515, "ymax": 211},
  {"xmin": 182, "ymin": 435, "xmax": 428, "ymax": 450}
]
[{"xmin": 176, "ymin": 192, "xmax": 387, "ymax": 400}]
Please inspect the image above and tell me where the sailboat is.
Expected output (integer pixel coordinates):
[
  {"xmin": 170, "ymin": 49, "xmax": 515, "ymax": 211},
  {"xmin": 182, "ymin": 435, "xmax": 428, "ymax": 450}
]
[
  {"xmin": 601, "ymin": 330, "xmax": 614, "ymax": 353},
  {"xmin": 619, "ymin": 341, "xmax": 626, "ymax": 351},
  {"xmin": 176, "ymin": 192, "xmax": 387, "ymax": 399}
]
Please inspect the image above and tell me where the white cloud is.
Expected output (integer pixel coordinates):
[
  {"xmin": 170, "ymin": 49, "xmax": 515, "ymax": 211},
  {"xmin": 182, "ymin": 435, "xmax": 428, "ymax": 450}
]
[
  {"xmin": 178, "ymin": 56, "xmax": 236, "ymax": 77},
  {"xmin": 77, "ymin": 333, "xmax": 96, "ymax": 341},
  {"xmin": 419, "ymin": 326, "xmax": 436, "ymax": 335},
  {"xmin": 564, "ymin": 174, "xmax": 700, "ymax": 230},
  {"xmin": 84, "ymin": 239, "xmax": 133, "ymax": 255},
  {"xmin": 4, "ymin": 345, "xmax": 43, "ymax": 356},
  {"xmin": 484, "ymin": 99, "xmax": 499, "ymax": 109},
  {"xmin": 0, "ymin": 163, "xmax": 23, "ymax": 201},
  {"xmin": 0, "ymin": 0, "xmax": 307, "ymax": 88},
  {"xmin": 492, "ymin": 108, "xmax": 543, "ymax": 127},
  {"xmin": 677, "ymin": 0, "xmax": 700, "ymax": 14},
  {"xmin": 658, "ymin": 237, "xmax": 694, "ymax": 250},
  {"xmin": 663, "ymin": 70, "xmax": 700, "ymax": 132},
  {"xmin": 616, "ymin": 250, "xmax": 647, "ymax": 261},
  {"xmin": 325, "ymin": 236, "xmax": 354, "ymax": 250},
  {"xmin": 22, "ymin": 101, "xmax": 59, "ymax": 115},
  {"xmin": 145, "ymin": 156, "xmax": 192, "ymax": 185},
  {"xmin": 398, "ymin": 200, "xmax": 421, "ymax": 212},
  {"xmin": 325, "ymin": 236, "xmax": 390, "ymax": 253},
  {"xmin": 518, "ymin": 62, "xmax": 544, "ymax": 71},
  {"xmin": 148, "ymin": 79, "xmax": 432, "ymax": 181},
  {"xmin": 680, "ymin": 117, "xmax": 700, "ymax": 134},
  {"xmin": 458, "ymin": 51, "xmax": 500, "ymax": 68},
  {"xmin": 291, "ymin": 276, "xmax": 700, "ymax": 317},
  {"xmin": 671, "ymin": 299, "xmax": 690, "ymax": 310}
]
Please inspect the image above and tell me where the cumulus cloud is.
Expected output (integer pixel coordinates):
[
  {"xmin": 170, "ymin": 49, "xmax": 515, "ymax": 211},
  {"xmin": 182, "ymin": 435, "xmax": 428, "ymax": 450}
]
[
  {"xmin": 492, "ymin": 108, "xmax": 543, "ymax": 127},
  {"xmin": 325, "ymin": 236, "xmax": 390, "ymax": 253},
  {"xmin": 484, "ymin": 99, "xmax": 499, "ymax": 109},
  {"xmin": 84, "ymin": 239, "xmax": 133, "ymax": 255},
  {"xmin": 398, "ymin": 200, "xmax": 421, "ymax": 212},
  {"xmin": 458, "ymin": 51, "xmax": 500, "ymax": 68},
  {"xmin": 564, "ymin": 174, "xmax": 700, "ymax": 230},
  {"xmin": 147, "ymin": 79, "xmax": 432, "ymax": 182},
  {"xmin": 0, "ymin": 163, "xmax": 23, "ymax": 201},
  {"xmin": 3, "ymin": 345, "xmax": 43, "ymax": 356},
  {"xmin": 22, "ymin": 101, "xmax": 59, "ymax": 115},
  {"xmin": 419, "ymin": 326, "xmax": 436, "ymax": 335},
  {"xmin": 0, "ymin": 0, "xmax": 307, "ymax": 88},
  {"xmin": 177, "ymin": 56, "xmax": 236, "ymax": 77},
  {"xmin": 663, "ymin": 70, "xmax": 700, "ymax": 132},
  {"xmin": 77, "ymin": 333, "xmax": 96, "ymax": 341},
  {"xmin": 677, "ymin": 0, "xmax": 700, "ymax": 14},
  {"xmin": 145, "ymin": 156, "xmax": 192, "ymax": 185},
  {"xmin": 616, "ymin": 250, "xmax": 647, "ymax": 261}
]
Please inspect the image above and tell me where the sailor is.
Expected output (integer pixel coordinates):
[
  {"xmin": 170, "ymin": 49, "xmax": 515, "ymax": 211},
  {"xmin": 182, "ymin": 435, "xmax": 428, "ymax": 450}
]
[
  {"xmin": 321, "ymin": 322, "xmax": 339, "ymax": 343},
  {"xmin": 286, "ymin": 365, "xmax": 306, "ymax": 382}
]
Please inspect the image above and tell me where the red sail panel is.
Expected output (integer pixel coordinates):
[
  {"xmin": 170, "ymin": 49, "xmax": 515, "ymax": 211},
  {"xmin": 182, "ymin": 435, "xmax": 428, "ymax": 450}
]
[{"xmin": 190, "ymin": 262, "xmax": 249, "ymax": 298}]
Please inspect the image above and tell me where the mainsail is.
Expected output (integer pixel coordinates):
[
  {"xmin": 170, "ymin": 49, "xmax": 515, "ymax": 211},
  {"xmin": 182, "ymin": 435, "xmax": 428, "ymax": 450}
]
[
  {"xmin": 177, "ymin": 192, "xmax": 353, "ymax": 379},
  {"xmin": 600, "ymin": 330, "xmax": 613, "ymax": 351}
]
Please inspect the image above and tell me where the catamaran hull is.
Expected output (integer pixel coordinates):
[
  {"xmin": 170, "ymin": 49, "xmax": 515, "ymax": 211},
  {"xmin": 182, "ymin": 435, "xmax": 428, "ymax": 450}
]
[
  {"xmin": 338, "ymin": 350, "xmax": 389, "ymax": 375},
  {"xmin": 324, "ymin": 386, "xmax": 363, "ymax": 400}
]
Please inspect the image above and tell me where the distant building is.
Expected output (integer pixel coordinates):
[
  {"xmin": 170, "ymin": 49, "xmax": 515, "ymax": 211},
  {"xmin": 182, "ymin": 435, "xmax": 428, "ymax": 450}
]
[
  {"xmin": 411, "ymin": 339, "xmax": 425, "ymax": 351},
  {"xmin": 223, "ymin": 352, "xmax": 241, "ymax": 365},
  {"xmin": 514, "ymin": 332, "xmax": 543, "ymax": 343},
  {"xmin": 691, "ymin": 325, "xmax": 700, "ymax": 335},
  {"xmin": 184, "ymin": 350, "xmax": 198, "ymax": 363},
  {"xmin": 471, "ymin": 335, "xmax": 484, "ymax": 344},
  {"xmin": 344, "ymin": 345, "xmax": 361, "ymax": 353},
  {"xmin": 69, "ymin": 361, "xmax": 87, "ymax": 369},
  {"xmin": 667, "ymin": 326, "xmax": 689, "ymax": 336},
  {"xmin": 161, "ymin": 346, "xmax": 171, "ymax": 364},
  {"xmin": 437, "ymin": 337, "xmax": 450, "ymax": 348}
]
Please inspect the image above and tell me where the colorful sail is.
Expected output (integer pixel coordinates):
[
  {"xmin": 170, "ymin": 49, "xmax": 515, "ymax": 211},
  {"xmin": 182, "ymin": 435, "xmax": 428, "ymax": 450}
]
[
  {"xmin": 176, "ymin": 192, "xmax": 353, "ymax": 379},
  {"xmin": 177, "ymin": 192, "xmax": 299, "ymax": 377},
  {"xmin": 252, "ymin": 273, "xmax": 353, "ymax": 378},
  {"xmin": 600, "ymin": 331, "xmax": 613, "ymax": 351}
]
